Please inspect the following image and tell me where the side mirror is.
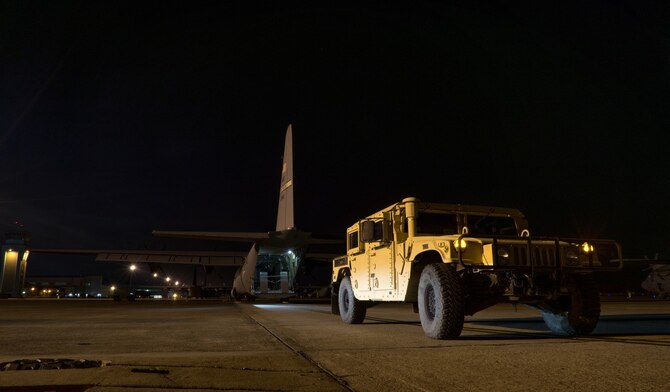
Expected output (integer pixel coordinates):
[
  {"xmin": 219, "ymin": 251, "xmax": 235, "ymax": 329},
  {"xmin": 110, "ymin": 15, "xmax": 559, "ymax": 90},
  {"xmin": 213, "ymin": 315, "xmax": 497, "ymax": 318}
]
[{"xmin": 361, "ymin": 221, "xmax": 375, "ymax": 243}]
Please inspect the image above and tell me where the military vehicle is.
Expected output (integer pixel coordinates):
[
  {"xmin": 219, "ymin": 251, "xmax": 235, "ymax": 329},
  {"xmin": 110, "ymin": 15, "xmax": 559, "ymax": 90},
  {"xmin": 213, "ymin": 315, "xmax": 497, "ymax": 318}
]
[{"xmin": 331, "ymin": 198, "xmax": 622, "ymax": 339}]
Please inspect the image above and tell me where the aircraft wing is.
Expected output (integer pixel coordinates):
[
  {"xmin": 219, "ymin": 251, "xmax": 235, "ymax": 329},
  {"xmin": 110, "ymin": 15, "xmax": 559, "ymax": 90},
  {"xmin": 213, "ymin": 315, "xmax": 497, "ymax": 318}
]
[
  {"xmin": 306, "ymin": 238, "xmax": 343, "ymax": 245},
  {"xmin": 303, "ymin": 252, "xmax": 340, "ymax": 260},
  {"xmin": 152, "ymin": 231, "xmax": 271, "ymax": 242},
  {"xmin": 617, "ymin": 258, "xmax": 670, "ymax": 267},
  {"xmin": 30, "ymin": 249, "xmax": 246, "ymax": 266}
]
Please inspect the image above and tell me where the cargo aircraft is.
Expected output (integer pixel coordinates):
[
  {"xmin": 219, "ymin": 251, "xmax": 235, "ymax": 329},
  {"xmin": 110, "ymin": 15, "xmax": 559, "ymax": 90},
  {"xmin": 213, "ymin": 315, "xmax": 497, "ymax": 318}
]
[
  {"xmin": 33, "ymin": 125, "xmax": 340, "ymax": 299},
  {"xmin": 593, "ymin": 255, "xmax": 670, "ymax": 298}
]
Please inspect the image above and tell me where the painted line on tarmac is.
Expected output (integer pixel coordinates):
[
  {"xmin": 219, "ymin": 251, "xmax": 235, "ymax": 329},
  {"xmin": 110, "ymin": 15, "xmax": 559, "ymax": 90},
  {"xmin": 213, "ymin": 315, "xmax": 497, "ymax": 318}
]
[
  {"xmin": 244, "ymin": 313, "xmax": 355, "ymax": 392},
  {"xmin": 365, "ymin": 316, "xmax": 670, "ymax": 347},
  {"xmin": 464, "ymin": 325, "xmax": 670, "ymax": 347},
  {"xmin": 573, "ymin": 335, "xmax": 670, "ymax": 347},
  {"xmin": 462, "ymin": 325, "xmax": 554, "ymax": 338}
]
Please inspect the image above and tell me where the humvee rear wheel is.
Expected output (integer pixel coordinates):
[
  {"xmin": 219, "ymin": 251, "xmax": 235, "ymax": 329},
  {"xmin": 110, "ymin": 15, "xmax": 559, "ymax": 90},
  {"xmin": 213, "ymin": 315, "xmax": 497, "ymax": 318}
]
[
  {"xmin": 418, "ymin": 263, "xmax": 465, "ymax": 339},
  {"xmin": 541, "ymin": 279, "xmax": 601, "ymax": 336},
  {"xmin": 338, "ymin": 276, "xmax": 366, "ymax": 324}
]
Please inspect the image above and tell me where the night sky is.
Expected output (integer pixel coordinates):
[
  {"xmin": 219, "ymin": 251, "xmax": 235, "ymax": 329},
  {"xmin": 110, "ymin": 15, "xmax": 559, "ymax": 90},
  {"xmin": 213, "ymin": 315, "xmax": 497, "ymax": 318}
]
[{"xmin": 2, "ymin": 1, "xmax": 670, "ymax": 277}]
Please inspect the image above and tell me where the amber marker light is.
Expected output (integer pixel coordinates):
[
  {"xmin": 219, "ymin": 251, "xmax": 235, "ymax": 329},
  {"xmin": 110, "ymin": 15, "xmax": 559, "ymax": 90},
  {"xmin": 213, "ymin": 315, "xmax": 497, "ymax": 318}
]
[
  {"xmin": 453, "ymin": 239, "xmax": 467, "ymax": 251},
  {"xmin": 581, "ymin": 242, "xmax": 594, "ymax": 254}
]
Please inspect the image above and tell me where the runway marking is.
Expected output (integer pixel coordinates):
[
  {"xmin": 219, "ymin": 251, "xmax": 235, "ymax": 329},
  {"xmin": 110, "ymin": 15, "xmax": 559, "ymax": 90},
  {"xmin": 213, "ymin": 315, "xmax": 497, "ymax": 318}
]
[
  {"xmin": 573, "ymin": 335, "xmax": 670, "ymax": 347},
  {"xmin": 462, "ymin": 325, "xmax": 554, "ymax": 337},
  {"xmin": 365, "ymin": 316, "xmax": 670, "ymax": 347},
  {"xmin": 244, "ymin": 312, "xmax": 354, "ymax": 392}
]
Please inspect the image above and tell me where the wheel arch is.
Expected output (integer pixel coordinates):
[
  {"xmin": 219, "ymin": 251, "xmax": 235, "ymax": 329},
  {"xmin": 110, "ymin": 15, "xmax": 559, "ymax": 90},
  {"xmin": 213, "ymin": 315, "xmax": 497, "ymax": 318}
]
[
  {"xmin": 332, "ymin": 267, "xmax": 351, "ymax": 292},
  {"xmin": 405, "ymin": 250, "xmax": 445, "ymax": 302}
]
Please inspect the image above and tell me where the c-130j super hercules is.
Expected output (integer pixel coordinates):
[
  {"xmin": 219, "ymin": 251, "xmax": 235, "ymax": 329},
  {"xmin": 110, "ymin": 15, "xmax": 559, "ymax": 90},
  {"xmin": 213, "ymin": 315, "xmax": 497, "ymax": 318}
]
[{"xmin": 33, "ymin": 125, "xmax": 339, "ymax": 300}]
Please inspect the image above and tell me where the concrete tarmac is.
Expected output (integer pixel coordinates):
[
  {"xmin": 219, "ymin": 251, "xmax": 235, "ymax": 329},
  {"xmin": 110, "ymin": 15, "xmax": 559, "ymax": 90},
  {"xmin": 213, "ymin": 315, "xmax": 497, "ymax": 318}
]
[{"xmin": 0, "ymin": 298, "xmax": 668, "ymax": 391}]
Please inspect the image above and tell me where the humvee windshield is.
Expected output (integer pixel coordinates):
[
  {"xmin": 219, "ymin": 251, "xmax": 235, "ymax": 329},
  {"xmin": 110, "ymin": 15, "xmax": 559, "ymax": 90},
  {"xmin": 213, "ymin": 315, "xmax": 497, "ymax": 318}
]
[
  {"xmin": 466, "ymin": 215, "xmax": 518, "ymax": 236},
  {"xmin": 415, "ymin": 212, "xmax": 518, "ymax": 236},
  {"xmin": 416, "ymin": 213, "xmax": 458, "ymax": 235}
]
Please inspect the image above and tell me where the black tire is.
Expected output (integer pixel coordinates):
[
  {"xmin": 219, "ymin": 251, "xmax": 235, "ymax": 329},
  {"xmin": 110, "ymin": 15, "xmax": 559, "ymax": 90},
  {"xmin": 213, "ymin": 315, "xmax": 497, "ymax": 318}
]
[
  {"xmin": 338, "ymin": 276, "xmax": 366, "ymax": 324},
  {"xmin": 418, "ymin": 263, "xmax": 465, "ymax": 339},
  {"xmin": 541, "ymin": 279, "xmax": 601, "ymax": 336}
]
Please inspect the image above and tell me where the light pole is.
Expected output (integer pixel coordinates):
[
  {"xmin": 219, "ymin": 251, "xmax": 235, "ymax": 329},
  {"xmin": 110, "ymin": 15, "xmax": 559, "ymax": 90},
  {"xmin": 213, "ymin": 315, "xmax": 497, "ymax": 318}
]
[
  {"xmin": 165, "ymin": 276, "xmax": 172, "ymax": 299},
  {"xmin": 129, "ymin": 265, "xmax": 137, "ymax": 297}
]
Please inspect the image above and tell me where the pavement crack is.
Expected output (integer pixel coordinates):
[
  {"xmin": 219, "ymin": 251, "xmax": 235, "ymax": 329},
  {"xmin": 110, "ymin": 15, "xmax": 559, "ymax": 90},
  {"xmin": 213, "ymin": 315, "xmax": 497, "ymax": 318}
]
[
  {"xmin": 101, "ymin": 386, "xmax": 283, "ymax": 391},
  {"xmin": 107, "ymin": 362, "xmax": 320, "ymax": 373},
  {"xmin": 245, "ymin": 313, "xmax": 355, "ymax": 392}
]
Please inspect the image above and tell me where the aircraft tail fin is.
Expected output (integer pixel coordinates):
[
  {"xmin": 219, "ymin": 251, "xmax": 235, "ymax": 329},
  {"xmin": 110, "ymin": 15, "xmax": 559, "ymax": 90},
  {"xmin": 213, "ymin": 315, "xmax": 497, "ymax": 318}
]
[{"xmin": 276, "ymin": 124, "xmax": 294, "ymax": 231}]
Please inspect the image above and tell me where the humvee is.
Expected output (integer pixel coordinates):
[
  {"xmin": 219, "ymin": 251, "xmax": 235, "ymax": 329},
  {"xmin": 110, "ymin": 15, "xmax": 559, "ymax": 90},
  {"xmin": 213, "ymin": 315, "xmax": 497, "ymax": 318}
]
[{"xmin": 331, "ymin": 198, "xmax": 622, "ymax": 339}]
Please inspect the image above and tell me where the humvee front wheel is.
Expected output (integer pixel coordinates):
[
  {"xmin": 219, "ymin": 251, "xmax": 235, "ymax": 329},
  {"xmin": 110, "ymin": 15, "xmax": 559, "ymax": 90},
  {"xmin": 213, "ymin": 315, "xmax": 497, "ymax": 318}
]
[
  {"xmin": 418, "ymin": 263, "xmax": 465, "ymax": 339},
  {"xmin": 338, "ymin": 276, "xmax": 366, "ymax": 324},
  {"xmin": 541, "ymin": 279, "xmax": 600, "ymax": 336}
]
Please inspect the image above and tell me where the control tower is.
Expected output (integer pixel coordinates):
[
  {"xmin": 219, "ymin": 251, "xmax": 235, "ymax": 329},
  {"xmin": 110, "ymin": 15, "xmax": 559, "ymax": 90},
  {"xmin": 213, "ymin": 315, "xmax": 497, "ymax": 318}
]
[{"xmin": 0, "ymin": 232, "xmax": 30, "ymax": 298}]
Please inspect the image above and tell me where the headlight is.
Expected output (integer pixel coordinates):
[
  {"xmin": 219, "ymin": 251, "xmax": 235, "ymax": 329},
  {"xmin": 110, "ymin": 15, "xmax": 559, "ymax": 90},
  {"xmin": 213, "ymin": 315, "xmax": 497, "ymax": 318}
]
[
  {"xmin": 565, "ymin": 249, "xmax": 580, "ymax": 266},
  {"xmin": 581, "ymin": 242, "xmax": 594, "ymax": 254},
  {"xmin": 496, "ymin": 246, "xmax": 510, "ymax": 265},
  {"xmin": 497, "ymin": 247, "xmax": 510, "ymax": 258},
  {"xmin": 453, "ymin": 239, "xmax": 467, "ymax": 252}
]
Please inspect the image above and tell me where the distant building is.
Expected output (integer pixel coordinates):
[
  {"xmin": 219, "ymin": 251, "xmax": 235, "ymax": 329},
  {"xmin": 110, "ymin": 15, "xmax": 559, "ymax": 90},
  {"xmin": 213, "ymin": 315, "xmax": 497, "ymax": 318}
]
[{"xmin": 24, "ymin": 275, "xmax": 105, "ymax": 298}]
